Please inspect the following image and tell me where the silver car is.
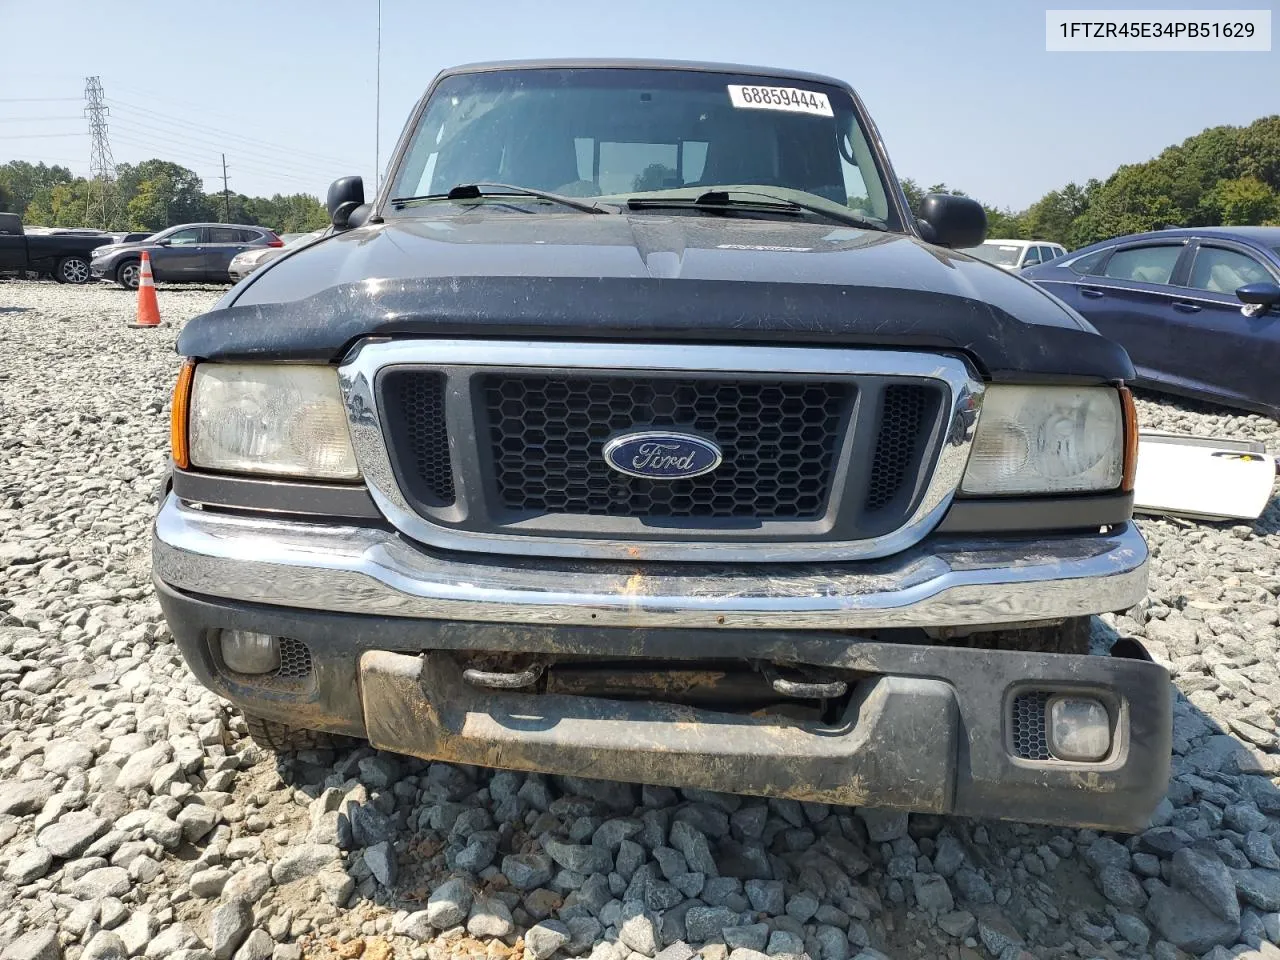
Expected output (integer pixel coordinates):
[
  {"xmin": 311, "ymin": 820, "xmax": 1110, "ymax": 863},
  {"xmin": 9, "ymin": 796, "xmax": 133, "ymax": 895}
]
[{"xmin": 228, "ymin": 230, "xmax": 325, "ymax": 282}]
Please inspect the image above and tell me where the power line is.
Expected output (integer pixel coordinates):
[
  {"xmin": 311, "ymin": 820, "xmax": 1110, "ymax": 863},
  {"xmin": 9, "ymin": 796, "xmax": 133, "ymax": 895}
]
[
  {"xmin": 0, "ymin": 97, "xmax": 81, "ymax": 103},
  {"xmin": 84, "ymin": 76, "xmax": 118, "ymax": 229},
  {"xmin": 107, "ymin": 119, "xmax": 349, "ymax": 179},
  {"xmin": 108, "ymin": 132, "xmax": 323, "ymax": 192},
  {"xmin": 0, "ymin": 116, "xmax": 84, "ymax": 123},
  {"xmin": 0, "ymin": 132, "xmax": 86, "ymax": 139},
  {"xmin": 105, "ymin": 98, "xmax": 364, "ymax": 170}
]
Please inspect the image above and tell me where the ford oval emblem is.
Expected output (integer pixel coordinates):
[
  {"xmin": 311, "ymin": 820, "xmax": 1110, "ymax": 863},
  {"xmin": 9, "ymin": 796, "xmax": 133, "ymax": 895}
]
[{"xmin": 603, "ymin": 431, "xmax": 722, "ymax": 480}]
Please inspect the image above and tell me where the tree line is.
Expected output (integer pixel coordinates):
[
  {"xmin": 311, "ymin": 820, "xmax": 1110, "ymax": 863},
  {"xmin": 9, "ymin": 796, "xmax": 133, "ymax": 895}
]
[
  {"xmin": 903, "ymin": 115, "xmax": 1279, "ymax": 248},
  {"xmin": 4, "ymin": 114, "xmax": 1277, "ymax": 243},
  {"xmin": 0, "ymin": 159, "xmax": 329, "ymax": 234}
]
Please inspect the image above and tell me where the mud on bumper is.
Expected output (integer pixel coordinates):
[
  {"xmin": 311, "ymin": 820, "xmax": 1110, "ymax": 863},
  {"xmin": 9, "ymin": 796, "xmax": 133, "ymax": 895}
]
[{"xmin": 153, "ymin": 494, "xmax": 1171, "ymax": 832}]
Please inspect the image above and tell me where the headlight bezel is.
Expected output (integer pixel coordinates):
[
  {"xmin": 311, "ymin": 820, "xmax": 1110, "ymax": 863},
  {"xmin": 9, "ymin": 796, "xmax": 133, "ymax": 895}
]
[
  {"xmin": 184, "ymin": 362, "xmax": 361, "ymax": 482},
  {"xmin": 960, "ymin": 384, "xmax": 1131, "ymax": 498}
]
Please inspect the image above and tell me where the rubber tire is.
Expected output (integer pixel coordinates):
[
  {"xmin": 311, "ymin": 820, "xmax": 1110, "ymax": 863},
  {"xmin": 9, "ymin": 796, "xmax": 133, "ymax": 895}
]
[
  {"xmin": 116, "ymin": 259, "xmax": 141, "ymax": 290},
  {"xmin": 243, "ymin": 712, "xmax": 341, "ymax": 752},
  {"xmin": 56, "ymin": 256, "xmax": 91, "ymax": 284},
  {"xmin": 963, "ymin": 615, "xmax": 1093, "ymax": 655}
]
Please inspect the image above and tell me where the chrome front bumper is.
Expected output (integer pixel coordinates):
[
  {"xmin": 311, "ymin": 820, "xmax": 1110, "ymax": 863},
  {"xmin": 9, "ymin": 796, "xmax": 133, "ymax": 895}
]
[{"xmin": 152, "ymin": 493, "xmax": 1148, "ymax": 630}]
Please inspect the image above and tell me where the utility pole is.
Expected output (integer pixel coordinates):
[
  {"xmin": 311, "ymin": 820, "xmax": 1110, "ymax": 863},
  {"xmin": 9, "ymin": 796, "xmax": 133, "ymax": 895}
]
[
  {"xmin": 375, "ymin": 0, "xmax": 382, "ymax": 194},
  {"xmin": 83, "ymin": 76, "xmax": 118, "ymax": 229},
  {"xmin": 221, "ymin": 154, "xmax": 230, "ymax": 222}
]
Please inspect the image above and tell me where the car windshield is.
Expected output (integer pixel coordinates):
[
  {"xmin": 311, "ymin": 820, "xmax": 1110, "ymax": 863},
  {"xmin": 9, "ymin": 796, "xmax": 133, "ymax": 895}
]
[
  {"xmin": 964, "ymin": 242, "xmax": 1024, "ymax": 266},
  {"xmin": 387, "ymin": 67, "xmax": 896, "ymax": 227}
]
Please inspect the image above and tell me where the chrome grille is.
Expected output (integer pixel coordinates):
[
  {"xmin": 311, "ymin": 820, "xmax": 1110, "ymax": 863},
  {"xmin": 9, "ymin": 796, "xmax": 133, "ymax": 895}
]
[
  {"xmin": 481, "ymin": 374, "xmax": 850, "ymax": 519},
  {"xmin": 344, "ymin": 341, "xmax": 978, "ymax": 563}
]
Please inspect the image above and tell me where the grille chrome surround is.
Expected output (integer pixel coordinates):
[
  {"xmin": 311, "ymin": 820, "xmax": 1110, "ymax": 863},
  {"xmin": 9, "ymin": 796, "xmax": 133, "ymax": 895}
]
[{"xmin": 339, "ymin": 341, "xmax": 984, "ymax": 562}]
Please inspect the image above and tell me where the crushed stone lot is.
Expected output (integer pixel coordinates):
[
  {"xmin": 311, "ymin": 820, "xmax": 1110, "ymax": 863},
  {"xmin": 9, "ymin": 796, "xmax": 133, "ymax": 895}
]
[{"xmin": 3, "ymin": 280, "xmax": 1280, "ymax": 960}]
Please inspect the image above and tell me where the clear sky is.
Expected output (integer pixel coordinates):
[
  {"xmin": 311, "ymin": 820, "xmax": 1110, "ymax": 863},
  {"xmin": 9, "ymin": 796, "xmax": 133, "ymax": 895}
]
[{"xmin": 0, "ymin": 0, "xmax": 1275, "ymax": 211}]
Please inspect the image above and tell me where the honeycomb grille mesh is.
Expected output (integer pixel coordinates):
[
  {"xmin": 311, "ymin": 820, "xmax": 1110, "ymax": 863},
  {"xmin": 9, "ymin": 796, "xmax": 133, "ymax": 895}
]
[
  {"xmin": 382, "ymin": 371, "xmax": 454, "ymax": 506},
  {"xmin": 481, "ymin": 375, "xmax": 850, "ymax": 519},
  {"xmin": 864, "ymin": 385, "xmax": 937, "ymax": 512},
  {"xmin": 1012, "ymin": 692, "xmax": 1051, "ymax": 761},
  {"xmin": 276, "ymin": 638, "xmax": 313, "ymax": 680}
]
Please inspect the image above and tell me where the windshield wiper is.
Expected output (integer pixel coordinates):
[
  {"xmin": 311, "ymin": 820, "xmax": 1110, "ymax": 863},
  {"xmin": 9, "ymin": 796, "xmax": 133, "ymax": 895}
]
[
  {"xmin": 390, "ymin": 183, "xmax": 616, "ymax": 215},
  {"xmin": 627, "ymin": 189, "xmax": 886, "ymax": 231}
]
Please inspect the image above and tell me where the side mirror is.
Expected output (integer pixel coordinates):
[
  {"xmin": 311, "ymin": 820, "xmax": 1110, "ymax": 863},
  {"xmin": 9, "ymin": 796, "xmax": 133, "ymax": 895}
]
[
  {"xmin": 916, "ymin": 193, "xmax": 987, "ymax": 249},
  {"xmin": 154, "ymin": 238, "xmax": 171, "ymax": 246},
  {"xmin": 327, "ymin": 176, "xmax": 366, "ymax": 229},
  {"xmin": 1236, "ymin": 281, "xmax": 1280, "ymax": 308},
  {"xmin": 1022, "ymin": 255, "xmax": 1041, "ymax": 268}
]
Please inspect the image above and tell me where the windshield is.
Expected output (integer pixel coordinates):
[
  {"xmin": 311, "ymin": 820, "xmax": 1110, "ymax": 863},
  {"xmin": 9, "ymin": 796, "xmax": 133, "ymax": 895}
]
[
  {"xmin": 387, "ymin": 68, "xmax": 896, "ymax": 227},
  {"xmin": 964, "ymin": 242, "xmax": 1024, "ymax": 266}
]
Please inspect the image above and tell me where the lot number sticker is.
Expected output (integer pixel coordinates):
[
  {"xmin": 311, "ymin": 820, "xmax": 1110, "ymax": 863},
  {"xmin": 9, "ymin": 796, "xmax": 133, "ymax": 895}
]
[{"xmin": 728, "ymin": 85, "xmax": 833, "ymax": 117}]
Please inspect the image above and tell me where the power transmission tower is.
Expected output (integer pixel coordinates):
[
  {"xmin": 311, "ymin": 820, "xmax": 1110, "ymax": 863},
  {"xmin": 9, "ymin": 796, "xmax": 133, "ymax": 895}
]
[
  {"xmin": 83, "ymin": 76, "xmax": 117, "ymax": 229},
  {"xmin": 221, "ymin": 154, "xmax": 230, "ymax": 221}
]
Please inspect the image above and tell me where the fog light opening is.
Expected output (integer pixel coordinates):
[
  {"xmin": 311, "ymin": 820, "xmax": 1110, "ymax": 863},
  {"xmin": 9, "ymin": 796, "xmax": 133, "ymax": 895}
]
[
  {"xmin": 1047, "ymin": 695, "xmax": 1111, "ymax": 762},
  {"xmin": 220, "ymin": 630, "xmax": 280, "ymax": 675}
]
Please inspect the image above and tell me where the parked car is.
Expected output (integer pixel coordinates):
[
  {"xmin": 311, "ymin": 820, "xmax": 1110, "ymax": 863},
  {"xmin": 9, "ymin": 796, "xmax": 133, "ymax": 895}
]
[
  {"xmin": 0, "ymin": 212, "xmax": 114, "ymax": 283},
  {"xmin": 961, "ymin": 238, "xmax": 1068, "ymax": 270},
  {"xmin": 1023, "ymin": 226, "xmax": 1280, "ymax": 417},
  {"xmin": 106, "ymin": 231, "xmax": 154, "ymax": 245},
  {"xmin": 152, "ymin": 58, "xmax": 1168, "ymax": 832},
  {"xmin": 228, "ymin": 229, "xmax": 325, "ymax": 282},
  {"xmin": 90, "ymin": 223, "xmax": 283, "ymax": 289}
]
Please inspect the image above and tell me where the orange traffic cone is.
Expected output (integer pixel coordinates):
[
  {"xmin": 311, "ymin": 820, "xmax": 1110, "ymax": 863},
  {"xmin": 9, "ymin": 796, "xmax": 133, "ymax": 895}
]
[{"xmin": 129, "ymin": 251, "xmax": 162, "ymax": 328}]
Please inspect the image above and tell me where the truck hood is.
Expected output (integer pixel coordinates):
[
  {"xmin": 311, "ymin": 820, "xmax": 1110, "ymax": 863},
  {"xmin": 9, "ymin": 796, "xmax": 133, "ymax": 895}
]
[{"xmin": 181, "ymin": 212, "xmax": 1133, "ymax": 382}]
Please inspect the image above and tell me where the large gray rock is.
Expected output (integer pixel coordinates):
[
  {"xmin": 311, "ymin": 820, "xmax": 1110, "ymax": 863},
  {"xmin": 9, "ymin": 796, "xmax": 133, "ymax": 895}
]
[
  {"xmin": 0, "ymin": 928, "xmax": 60, "ymax": 960},
  {"xmin": 911, "ymin": 873, "xmax": 954, "ymax": 914},
  {"xmin": 364, "ymin": 840, "xmax": 396, "ymax": 887},
  {"xmin": 1146, "ymin": 884, "xmax": 1241, "ymax": 954},
  {"xmin": 1231, "ymin": 868, "xmax": 1280, "ymax": 912},
  {"xmin": 269, "ymin": 843, "xmax": 340, "ymax": 884},
  {"xmin": 427, "ymin": 877, "xmax": 473, "ymax": 928},
  {"xmin": 685, "ymin": 906, "xmax": 740, "ymax": 942},
  {"xmin": 82, "ymin": 932, "xmax": 127, "ymax": 960},
  {"xmin": 37, "ymin": 809, "xmax": 107, "ymax": 858},
  {"xmin": 0, "ymin": 781, "xmax": 54, "ymax": 817},
  {"xmin": 231, "ymin": 930, "xmax": 273, "ymax": 960},
  {"xmin": 544, "ymin": 837, "xmax": 613, "ymax": 875},
  {"xmin": 1171, "ymin": 847, "xmax": 1240, "ymax": 922},
  {"xmin": 525, "ymin": 920, "xmax": 572, "ymax": 960},
  {"xmin": 856, "ymin": 809, "xmax": 907, "ymax": 843},
  {"xmin": 115, "ymin": 743, "xmax": 173, "ymax": 792},
  {"xmin": 745, "ymin": 879, "xmax": 785, "ymax": 915},
  {"xmin": 221, "ymin": 864, "xmax": 272, "ymax": 904},
  {"xmin": 1085, "ymin": 837, "xmax": 1132, "ymax": 873},
  {"xmin": 619, "ymin": 900, "xmax": 660, "ymax": 956},
  {"xmin": 669, "ymin": 820, "xmax": 718, "ymax": 877},
  {"xmin": 502, "ymin": 853, "xmax": 553, "ymax": 891},
  {"xmin": 209, "ymin": 900, "xmax": 252, "ymax": 960},
  {"xmin": 1098, "ymin": 865, "xmax": 1148, "ymax": 910},
  {"xmin": 5, "ymin": 846, "xmax": 52, "ymax": 883},
  {"xmin": 43, "ymin": 740, "xmax": 94, "ymax": 775},
  {"xmin": 391, "ymin": 910, "xmax": 434, "ymax": 942},
  {"xmin": 466, "ymin": 896, "xmax": 513, "ymax": 938},
  {"xmin": 70, "ymin": 866, "xmax": 130, "ymax": 899}
]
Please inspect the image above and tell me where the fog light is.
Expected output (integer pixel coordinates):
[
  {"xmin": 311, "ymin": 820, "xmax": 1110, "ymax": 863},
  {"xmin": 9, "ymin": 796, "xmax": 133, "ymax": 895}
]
[
  {"xmin": 1047, "ymin": 696, "xmax": 1111, "ymax": 762},
  {"xmin": 220, "ymin": 630, "xmax": 280, "ymax": 674}
]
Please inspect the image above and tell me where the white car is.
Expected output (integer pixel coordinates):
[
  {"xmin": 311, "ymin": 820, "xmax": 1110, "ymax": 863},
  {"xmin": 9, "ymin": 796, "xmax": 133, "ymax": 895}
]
[
  {"xmin": 962, "ymin": 238, "xmax": 1067, "ymax": 271},
  {"xmin": 228, "ymin": 229, "xmax": 325, "ymax": 282}
]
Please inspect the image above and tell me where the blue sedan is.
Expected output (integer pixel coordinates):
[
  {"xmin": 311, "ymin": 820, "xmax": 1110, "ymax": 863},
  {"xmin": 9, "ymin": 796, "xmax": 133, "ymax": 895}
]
[{"xmin": 1022, "ymin": 227, "xmax": 1280, "ymax": 418}]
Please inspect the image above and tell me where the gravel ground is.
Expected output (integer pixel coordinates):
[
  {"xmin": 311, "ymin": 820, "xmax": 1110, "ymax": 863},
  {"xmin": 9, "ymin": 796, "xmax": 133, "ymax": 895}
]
[{"xmin": 3, "ymin": 279, "xmax": 1280, "ymax": 960}]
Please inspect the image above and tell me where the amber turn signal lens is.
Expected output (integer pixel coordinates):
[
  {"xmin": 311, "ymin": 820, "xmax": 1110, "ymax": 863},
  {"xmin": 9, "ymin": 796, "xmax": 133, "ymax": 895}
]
[
  {"xmin": 171, "ymin": 360, "xmax": 195, "ymax": 469},
  {"xmin": 1120, "ymin": 386, "xmax": 1139, "ymax": 492}
]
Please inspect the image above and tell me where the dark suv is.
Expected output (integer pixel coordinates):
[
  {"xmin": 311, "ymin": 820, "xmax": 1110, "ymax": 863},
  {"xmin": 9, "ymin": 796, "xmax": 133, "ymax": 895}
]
[
  {"xmin": 152, "ymin": 60, "xmax": 1169, "ymax": 832},
  {"xmin": 90, "ymin": 222, "xmax": 281, "ymax": 288}
]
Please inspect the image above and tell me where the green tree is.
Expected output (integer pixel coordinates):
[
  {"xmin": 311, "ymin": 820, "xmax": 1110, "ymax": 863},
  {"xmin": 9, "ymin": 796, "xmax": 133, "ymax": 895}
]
[
  {"xmin": 125, "ymin": 162, "xmax": 211, "ymax": 230},
  {"xmin": 1202, "ymin": 175, "xmax": 1278, "ymax": 225},
  {"xmin": 0, "ymin": 161, "xmax": 76, "ymax": 220},
  {"xmin": 24, "ymin": 179, "xmax": 95, "ymax": 227}
]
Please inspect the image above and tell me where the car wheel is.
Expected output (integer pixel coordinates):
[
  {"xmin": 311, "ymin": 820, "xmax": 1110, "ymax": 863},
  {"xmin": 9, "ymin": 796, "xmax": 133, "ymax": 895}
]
[
  {"xmin": 56, "ymin": 256, "xmax": 92, "ymax": 284},
  {"xmin": 116, "ymin": 260, "xmax": 141, "ymax": 290},
  {"xmin": 242, "ymin": 712, "xmax": 348, "ymax": 752}
]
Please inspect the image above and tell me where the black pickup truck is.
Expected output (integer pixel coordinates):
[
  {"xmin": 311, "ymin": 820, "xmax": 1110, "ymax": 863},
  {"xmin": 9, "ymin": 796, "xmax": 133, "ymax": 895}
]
[
  {"xmin": 153, "ymin": 59, "xmax": 1171, "ymax": 832},
  {"xmin": 0, "ymin": 213, "xmax": 108, "ymax": 283}
]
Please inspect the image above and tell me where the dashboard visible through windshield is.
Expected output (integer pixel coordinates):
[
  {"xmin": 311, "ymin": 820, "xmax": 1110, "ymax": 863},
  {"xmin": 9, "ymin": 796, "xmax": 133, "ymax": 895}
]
[{"xmin": 386, "ymin": 67, "xmax": 897, "ymax": 228}]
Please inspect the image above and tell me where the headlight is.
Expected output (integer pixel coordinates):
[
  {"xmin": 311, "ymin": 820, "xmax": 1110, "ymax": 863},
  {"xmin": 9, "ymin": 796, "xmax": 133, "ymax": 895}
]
[
  {"xmin": 188, "ymin": 364, "xmax": 359, "ymax": 479},
  {"xmin": 961, "ymin": 386, "xmax": 1125, "ymax": 495}
]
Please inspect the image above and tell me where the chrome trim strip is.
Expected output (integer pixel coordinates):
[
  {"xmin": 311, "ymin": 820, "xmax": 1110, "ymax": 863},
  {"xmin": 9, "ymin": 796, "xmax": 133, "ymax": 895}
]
[
  {"xmin": 338, "ymin": 341, "xmax": 983, "ymax": 562},
  {"xmin": 153, "ymin": 493, "xmax": 1148, "ymax": 630}
]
